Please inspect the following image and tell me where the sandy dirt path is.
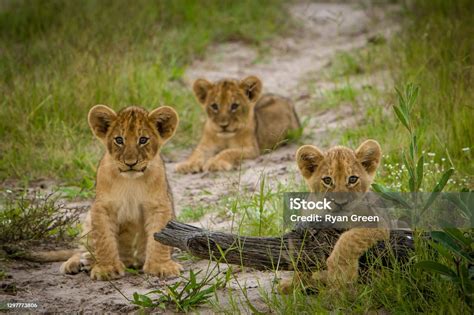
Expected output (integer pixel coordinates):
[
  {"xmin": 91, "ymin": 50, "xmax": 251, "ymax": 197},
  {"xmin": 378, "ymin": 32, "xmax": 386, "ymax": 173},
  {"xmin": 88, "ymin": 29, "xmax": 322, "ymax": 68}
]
[{"xmin": 1, "ymin": 2, "xmax": 398, "ymax": 313}]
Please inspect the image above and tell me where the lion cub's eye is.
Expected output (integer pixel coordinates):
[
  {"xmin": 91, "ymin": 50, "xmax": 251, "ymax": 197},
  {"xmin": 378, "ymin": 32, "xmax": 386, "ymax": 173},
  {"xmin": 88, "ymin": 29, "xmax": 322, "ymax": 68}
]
[
  {"xmin": 139, "ymin": 137, "xmax": 149, "ymax": 145},
  {"xmin": 348, "ymin": 176, "xmax": 359, "ymax": 184},
  {"xmin": 322, "ymin": 177, "xmax": 332, "ymax": 185},
  {"xmin": 210, "ymin": 103, "xmax": 219, "ymax": 112},
  {"xmin": 231, "ymin": 103, "xmax": 239, "ymax": 112},
  {"xmin": 115, "ymin": 137, "xmax": 124, "ymax": 145}
]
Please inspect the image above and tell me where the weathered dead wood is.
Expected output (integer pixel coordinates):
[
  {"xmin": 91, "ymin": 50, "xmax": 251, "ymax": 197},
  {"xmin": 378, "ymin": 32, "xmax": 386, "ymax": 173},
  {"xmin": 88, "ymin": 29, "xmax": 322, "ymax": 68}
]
[{"xmin": 154, "ymin": 220, "xmax": 415, "ymax": 271}]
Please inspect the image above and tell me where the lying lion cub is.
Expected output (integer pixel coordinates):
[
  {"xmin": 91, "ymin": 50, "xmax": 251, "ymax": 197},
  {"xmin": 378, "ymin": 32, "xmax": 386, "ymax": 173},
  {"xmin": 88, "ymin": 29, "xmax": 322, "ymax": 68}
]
[
  {"xmin": 176, "ymin": 76, "xmax": 300, "ymax": 173},
  {"xmin": 60, "ymin": 105, "xmax": 182, "ymax": 280},
  {"xmin": 279, "ymin": 140, "xmax": 389, "ymax": 293}
]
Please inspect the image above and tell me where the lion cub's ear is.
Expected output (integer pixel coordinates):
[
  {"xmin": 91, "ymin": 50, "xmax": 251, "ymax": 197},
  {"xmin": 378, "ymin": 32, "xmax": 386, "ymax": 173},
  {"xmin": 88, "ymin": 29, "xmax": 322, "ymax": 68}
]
[
  {"xmin": 239, "ymin": 76, "xmax": 262, "ymax": 102},
  {"xmin": 148, "ymin": 106, "xmax": 179, "ymax": 142},
  {"xmin": 355, "ymin": 140, "xmax": 382, "ymax": 177},
  {"xmin": 296, "ymin": 145, "xmax": 324, "ymax": 179},
  {"xmin": 88, "ymin": 105, "xmax": 117, "ymax": 140},
  {"xmin": 193, "ymin": 79, "xmax": 213, "ymax": 105}
]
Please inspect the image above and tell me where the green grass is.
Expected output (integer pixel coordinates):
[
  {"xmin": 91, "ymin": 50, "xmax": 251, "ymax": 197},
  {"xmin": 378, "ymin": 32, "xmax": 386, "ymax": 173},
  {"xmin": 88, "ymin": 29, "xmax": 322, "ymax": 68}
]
[
  {"xmin": 0, "ymin": 0, "xmax": 290, "ymax": 183},
  {"xmin": 178, "ymin": 204, "xmax": 208, "ymax": 222},
  {"xmin": 310, "ymin": 83, "xmax": 359, "ymax": 111},
  {"xmin": 336, "ymin": 0, "xmax": 473, "ymax": 178}
]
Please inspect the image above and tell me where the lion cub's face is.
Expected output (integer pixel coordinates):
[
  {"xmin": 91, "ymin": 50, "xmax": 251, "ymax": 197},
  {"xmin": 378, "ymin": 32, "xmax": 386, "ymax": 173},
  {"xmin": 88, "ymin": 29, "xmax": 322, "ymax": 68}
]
[
  {"xmin": 192, "ymin": 76, "xmax": 262, "ymax": 137},
  {"xmin": 296, "ymin": 140, "xmax": 381, "ymax": 208},
  {"xmin": 88, "ymin": 105, "xmax": 178, "ymax": 178}
]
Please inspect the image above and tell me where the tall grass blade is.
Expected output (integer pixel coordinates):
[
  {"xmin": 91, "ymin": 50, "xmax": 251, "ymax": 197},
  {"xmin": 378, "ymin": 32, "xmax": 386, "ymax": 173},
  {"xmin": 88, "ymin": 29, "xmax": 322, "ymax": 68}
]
[{"xmin": 422, "ymin": 168, "xmax": 455, "ymax": 212}]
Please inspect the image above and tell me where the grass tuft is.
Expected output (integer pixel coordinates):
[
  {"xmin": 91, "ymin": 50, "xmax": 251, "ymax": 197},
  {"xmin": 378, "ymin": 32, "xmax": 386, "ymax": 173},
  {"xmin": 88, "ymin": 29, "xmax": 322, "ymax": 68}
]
[{"xmin": 0, "ymin": 191, "xmax": 82, "ymax": 244}]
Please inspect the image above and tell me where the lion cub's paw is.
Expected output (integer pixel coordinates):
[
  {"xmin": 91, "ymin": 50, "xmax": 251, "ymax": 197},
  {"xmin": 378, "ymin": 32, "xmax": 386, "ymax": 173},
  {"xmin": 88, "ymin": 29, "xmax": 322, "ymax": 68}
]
[
  {"xmin": 278, "ymin": 272, "xmax": 315, "ymax": 294},
  {"xmin": 60, "ymin": 256, "xmax": 81, "ymax": 274},
  {"xmin": 143, "ymin": 260, "xmax": 183, "ymax": 278},
  {"xmin": 175, "ymin": 161, "xmax": 203, "ymax": 174},
  {"xmin": 277, "ymin": 278, "xmax": 295, "ymax": 295},
  {"xmin": 313, "ymin": 260, "xmax": 359, "ymax": 286},
  {"xmin": 203, "ymin": 158, "xmax": 233, "ymax": 172},
  {"xmin": 90, "ymin": 262, "xmax": 125, "ymax": 281}
]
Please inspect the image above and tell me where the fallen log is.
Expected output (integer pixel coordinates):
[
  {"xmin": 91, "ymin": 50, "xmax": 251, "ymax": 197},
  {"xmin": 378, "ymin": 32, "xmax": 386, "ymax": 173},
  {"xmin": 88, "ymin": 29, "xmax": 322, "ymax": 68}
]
[{"xmin": 154, "ymin": 220, "xmax": 415, "ymax": 271}]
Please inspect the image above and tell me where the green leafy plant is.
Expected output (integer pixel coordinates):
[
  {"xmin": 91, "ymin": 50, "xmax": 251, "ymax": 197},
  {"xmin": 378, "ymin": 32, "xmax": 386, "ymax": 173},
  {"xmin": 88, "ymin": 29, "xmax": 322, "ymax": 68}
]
[
  {"xmin": 373, "ymin": 83, "xmax": 473, "ymax": 307},
  {"xmin": 132, "ymin": 268, "xmax": 229, "ymax": 312},
  {"xmin": 372, "ymin": 83, "xmax": 455, "ymax": 223},
  {"xmin": 416, "ymin": 228, "xmax": 473, "ymax": 305},
  {"xmin": 393, "ymin": 83, "xmax": 455, "ymax": 193}
]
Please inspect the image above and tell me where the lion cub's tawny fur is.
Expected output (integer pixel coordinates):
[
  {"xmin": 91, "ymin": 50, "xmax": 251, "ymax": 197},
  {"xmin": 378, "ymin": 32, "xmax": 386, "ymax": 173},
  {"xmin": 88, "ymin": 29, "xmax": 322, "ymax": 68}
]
[
  {"xmin": 176, "ymin": 76, "xmax": 300, "ymax": 173},
  {"xmin": 279, "ymin": 140, "xmax": 389, "ymax": 293},
  {"xmin": 60, "ymin": 105, "xmax": 182, "ymax": 280}
]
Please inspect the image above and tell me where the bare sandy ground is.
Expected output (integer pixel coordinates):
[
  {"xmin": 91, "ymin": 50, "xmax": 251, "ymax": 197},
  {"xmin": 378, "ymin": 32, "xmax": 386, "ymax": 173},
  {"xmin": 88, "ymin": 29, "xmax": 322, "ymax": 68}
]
[{"xmin": 0, "ymin": 2, "xmax": 399, "ymax": 313}]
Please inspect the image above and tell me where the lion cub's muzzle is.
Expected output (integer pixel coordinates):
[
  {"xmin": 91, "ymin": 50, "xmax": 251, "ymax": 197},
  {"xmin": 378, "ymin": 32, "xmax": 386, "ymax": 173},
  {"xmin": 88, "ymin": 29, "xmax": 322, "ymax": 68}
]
[
  {"xmin": 118, "ymin": 160, "xmax": 148, "ymax": 177},
  {"xmin": 216, "ymin": 123, "xmax": 240, "ymax": 138},
  {"xmin": 321, "ymin": 192, "xmax": 361, "ymax": 213}
]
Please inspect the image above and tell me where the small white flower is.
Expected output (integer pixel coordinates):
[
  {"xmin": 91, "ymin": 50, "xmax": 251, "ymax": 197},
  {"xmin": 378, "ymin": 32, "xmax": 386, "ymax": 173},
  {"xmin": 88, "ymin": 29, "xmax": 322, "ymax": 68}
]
[
  {"xmin": 441, "ymin": 158, "xmax": 446, "ymax": 162},
  {"xmin": 462, "ymin": 147, "xmax": 470, "ymax": 152},
  {"xmin": 427, "ymin": 152, "xmax": 435, "ymax": 157},
  {"xmin": 6, "ymin": 189, "xmax": 12, "ymax": 193}
]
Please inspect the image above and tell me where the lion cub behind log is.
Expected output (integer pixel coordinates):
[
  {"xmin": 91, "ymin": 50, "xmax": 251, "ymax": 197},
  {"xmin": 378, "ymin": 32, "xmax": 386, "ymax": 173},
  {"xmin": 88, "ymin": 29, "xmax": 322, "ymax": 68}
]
[
  {"xmin": 60, "ymin": 105, "xmax": 182, "ymax": 280},
  {"xmin": 279, "ymin": 140, "xmax": 389, "ymax": 293},
  {"xmin": 176, "ymin": 76, "xmax": 300, "ymax": 173}
]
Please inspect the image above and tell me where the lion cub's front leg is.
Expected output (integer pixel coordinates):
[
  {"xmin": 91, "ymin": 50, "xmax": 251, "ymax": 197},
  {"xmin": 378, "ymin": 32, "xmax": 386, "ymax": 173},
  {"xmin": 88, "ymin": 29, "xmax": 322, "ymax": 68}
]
[
  {"xmin": 203, "ymin": 147, "xmax": 258, "ymax": 172},
  {"xmin": 175, "ymin": 152, "xmax": 206, "ymax": 174},
  {"xmin": 312, "ymin": 228, "xmax": 389, "ymax": 286},
  {"xmin": 176, "ymin": 139, "xmax": 218, "ymax": 174},
  {"xmin": 142, "ymin": 205, "xmax": 182, "ymax": 277},
  {"xmin": 89, "ymin": 204, "xmax": 125, "ymax": 281},
  {"xmin": 278, "ymin": 228, "xmax": 388, "ymax": 293}
]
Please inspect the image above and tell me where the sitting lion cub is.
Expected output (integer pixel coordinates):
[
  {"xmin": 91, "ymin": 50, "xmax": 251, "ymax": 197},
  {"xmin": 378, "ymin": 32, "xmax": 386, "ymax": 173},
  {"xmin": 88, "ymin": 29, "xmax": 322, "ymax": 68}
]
[
  {"xmin": 279, "ymin": 140, "xmax": 389, "ymax": 293},
  {"xmin": 61, "ymin": 105, "xmax": 182, "ymax": 280},
  {"xmin": 176, "ymin": 76, "xmax": 300, "ymax": 173}
]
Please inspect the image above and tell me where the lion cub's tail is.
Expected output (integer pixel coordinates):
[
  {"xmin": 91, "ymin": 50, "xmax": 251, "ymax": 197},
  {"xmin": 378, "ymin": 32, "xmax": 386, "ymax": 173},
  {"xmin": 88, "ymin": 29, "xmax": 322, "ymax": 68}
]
[
  {"xmin": 25, "ymin": 249, "xmax": 78, "ymax": 262},
  {"xmin": 2, "ymin": 245, "xmax": 78, "ymax": 262}
]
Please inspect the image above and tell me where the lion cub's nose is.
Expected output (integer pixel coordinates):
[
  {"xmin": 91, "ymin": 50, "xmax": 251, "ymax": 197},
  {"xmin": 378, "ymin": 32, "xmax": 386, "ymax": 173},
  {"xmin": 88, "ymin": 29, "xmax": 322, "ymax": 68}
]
[
  {"xmin": 333, "ymin": 198, "xmax": 349, "ymax": 207},
  {"xmin": 124, "ymin": 160, "xmax": 138, "ymax": 168}
]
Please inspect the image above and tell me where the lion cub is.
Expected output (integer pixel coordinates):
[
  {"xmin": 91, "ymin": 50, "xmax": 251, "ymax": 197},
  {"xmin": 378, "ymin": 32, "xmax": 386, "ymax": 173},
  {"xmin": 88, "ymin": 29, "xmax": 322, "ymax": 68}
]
[
  {"xmin": 61, "ymin": 105, "xmax": 182, "ymax": 280},
  {"xmin": 176, "ymin": 76, "xmax": 300, "ymax": 173},
  {"xmin": 279, "ymin": 140, "xmax": 389, "ymax": 293}
]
